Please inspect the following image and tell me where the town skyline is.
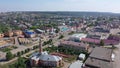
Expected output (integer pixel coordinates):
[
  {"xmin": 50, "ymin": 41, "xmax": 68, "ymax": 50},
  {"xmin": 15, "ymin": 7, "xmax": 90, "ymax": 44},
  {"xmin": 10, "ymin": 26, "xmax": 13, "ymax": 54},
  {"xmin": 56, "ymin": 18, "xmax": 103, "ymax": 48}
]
[{"xmin": 0, "ymin": 0, "xmax": 120, "ymax": 13}]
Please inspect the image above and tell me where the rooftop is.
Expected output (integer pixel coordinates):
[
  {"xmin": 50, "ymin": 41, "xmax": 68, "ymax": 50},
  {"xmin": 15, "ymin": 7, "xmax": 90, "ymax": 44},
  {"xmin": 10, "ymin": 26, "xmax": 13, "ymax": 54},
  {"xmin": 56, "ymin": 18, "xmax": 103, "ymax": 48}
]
[
  {"xmin": 60, "ymin": 41, "xmax": 87, "ymax": 48},
  {"xmin": 89, "ymin": 47, "xmax": 112, "ymax": 61},
  {"xmin": 69, "ymin": 60, "xmax": 83, "ymax": 68},
  {"xmin": 85, "ymin": 57, "xmax": 113, "ymax": 68},
  {"xmin": 31, "ymin": 52, "xmax": 62, "ymax": 62}
]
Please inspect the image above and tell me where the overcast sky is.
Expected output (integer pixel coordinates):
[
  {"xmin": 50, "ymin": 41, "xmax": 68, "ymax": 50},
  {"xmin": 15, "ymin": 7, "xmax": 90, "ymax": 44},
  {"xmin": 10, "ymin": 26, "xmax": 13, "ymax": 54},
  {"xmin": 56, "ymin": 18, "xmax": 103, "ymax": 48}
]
[{"xmin": 0, "ymin": 0, "xmax": 120, "ymax": 13}]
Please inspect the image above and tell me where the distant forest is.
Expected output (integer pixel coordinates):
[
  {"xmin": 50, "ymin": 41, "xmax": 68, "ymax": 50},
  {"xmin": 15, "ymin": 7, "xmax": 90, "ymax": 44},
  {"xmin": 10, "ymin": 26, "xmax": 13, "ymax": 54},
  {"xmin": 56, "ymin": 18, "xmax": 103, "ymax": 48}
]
[{"xmin": 24, "ymin": 11, "xmax": 120, "ymax": 17}]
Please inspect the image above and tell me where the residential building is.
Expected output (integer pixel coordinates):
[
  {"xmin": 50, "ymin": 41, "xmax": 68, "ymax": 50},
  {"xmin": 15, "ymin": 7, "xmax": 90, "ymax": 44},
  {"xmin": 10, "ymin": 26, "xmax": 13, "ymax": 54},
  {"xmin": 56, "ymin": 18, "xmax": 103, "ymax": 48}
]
[
  {"xmin": 0, "ymin": 33, "xmax": 4, "ymax": 38},
  {"xmin": 13, "ymin": 30, "xmax": 23, "ymax": 36},
  {"xmin": 4, "ymin": 31, "xmax": 13, "ymax": 37},
  {"xmin": 83, "ymin": 47, "xmax": 113, "ymax": 68},
  {"xmin": 24, "ymin": 30, "xmax": 36, "ymax": 38}
]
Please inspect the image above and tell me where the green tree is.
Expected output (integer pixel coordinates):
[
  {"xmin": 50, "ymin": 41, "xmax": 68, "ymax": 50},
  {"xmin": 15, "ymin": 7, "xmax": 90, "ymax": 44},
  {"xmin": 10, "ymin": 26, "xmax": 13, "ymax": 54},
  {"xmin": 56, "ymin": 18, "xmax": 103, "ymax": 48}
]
[
  {"xmin": 55, "ymin": 28, "xmax": 60, "ymax": 33},
  {"xmin": 6, "ymin": 51, "xmax": 13, "ymax": 60},
  {"xmin": 58, "ymin": 35, "xmax": 64, "ymax": 39},
  {"xmin": 16, "ymin": 57, "xmax": 26, "ymax": 68},
  {"xmin": 100, "ymin": 40, "xmax": 104, "ymax": 46},
  {"xmin": 17, "ymin": 52, "xmax": 21, "ymax": 57}
]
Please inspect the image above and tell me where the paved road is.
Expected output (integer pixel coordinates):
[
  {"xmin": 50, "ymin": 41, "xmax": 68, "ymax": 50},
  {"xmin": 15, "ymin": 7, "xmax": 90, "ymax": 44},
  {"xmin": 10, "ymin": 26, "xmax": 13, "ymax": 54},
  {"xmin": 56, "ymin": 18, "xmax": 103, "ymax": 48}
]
[
  {"xmin": 0, "ymin": 48, "xmax": 39, "ymax": 65},
  {"xmin": 113, "ymin": 43, "xmax": 120, "ymax": 68}
]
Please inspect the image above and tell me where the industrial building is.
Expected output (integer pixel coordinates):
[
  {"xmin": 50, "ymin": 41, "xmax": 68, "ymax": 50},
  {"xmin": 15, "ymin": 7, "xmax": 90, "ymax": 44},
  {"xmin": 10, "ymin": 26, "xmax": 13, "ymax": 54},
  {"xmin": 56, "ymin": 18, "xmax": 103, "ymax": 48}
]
[{"xmin": 69, "ymin": 33, "xmax": 87, "ymax": 42}]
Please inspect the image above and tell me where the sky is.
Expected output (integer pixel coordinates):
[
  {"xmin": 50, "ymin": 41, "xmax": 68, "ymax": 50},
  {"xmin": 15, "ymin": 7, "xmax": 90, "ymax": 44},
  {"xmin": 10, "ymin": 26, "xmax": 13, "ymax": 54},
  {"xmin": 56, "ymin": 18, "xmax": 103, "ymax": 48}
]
[{"xmin": 0, "ymin": 0, "xmax": 120, "ymax": 13}]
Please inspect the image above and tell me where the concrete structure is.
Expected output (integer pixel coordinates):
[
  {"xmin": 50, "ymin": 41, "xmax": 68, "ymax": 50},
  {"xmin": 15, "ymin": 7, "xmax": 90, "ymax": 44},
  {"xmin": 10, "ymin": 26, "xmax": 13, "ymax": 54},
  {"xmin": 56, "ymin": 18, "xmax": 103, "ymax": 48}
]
[
  {"xmin": 18, "ymin": 38, "xmax": 31, "ymax": 45},
  {"xmin": 69, "ymin": 33, "xmax": 87, "ymax": 42},
  {"xmin": 30, "ymin": 37, "xmax": 63, "ymax": 67},
  {"xmin": 4, "ymin": 31, "xmax": 13, "ymax": 37},
  {"xmin": 13, "ymin": 30, "xmax": 23, "ymax": 36},
  {"xmin": 78, "ymin": 53, "xmax": 85, "ymax": 61},
  {"xmin": 59, "ymin": 41, "xmax": 89, "ymax": 51},
  {"xmin": 84, "ymin": 47, "xmax": 113, "ymax": 68},
  {"xmin": 35, "ymin": 29, "xmax": 45, "ymax": 34},
  {"xmin": 69, "ymin": 60, "xmax": 83, "ymax": 68},
  {"xmin": 24, "ymin": 30, "xmax": 36, "ymax": 38}
]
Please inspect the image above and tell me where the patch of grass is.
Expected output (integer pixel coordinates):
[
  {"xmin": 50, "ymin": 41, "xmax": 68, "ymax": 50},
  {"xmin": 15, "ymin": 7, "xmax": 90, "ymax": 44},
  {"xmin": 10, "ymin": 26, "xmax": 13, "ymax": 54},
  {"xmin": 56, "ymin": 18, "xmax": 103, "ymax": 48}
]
[
  {"xmin": 0, "ymin": 46, "xmax": 18, "ymax": 52},
  {"xmin": 63, "ymin": 55, "xmax": 77, "ymax": 63},
  {"xmin": 0, "ymin": 47, "xmax": 11, "ymax": 52}
]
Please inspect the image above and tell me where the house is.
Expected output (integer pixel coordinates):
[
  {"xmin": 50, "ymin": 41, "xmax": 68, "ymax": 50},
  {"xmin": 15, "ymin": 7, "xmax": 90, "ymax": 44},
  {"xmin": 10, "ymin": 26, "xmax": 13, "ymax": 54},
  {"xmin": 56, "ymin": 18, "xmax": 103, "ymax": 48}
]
[
  {"xmin": 0, "ymin": 33, "xmax": 4, "ymax": 38},
  {"xmin": 59, "ymin": 41, "xmax": 89, "ymax": 51},
  {"xmin": 4, "ymin": 31, "xmax": 13, "ymax": 37},
  {"xmin": 13, "ymin": 30, "xmax": 23, "ymax": 36},
  {"xmin": 83, "ymin": 47, "xmax": 113, "ymax": 68},
  {"xmin": 24, "ymin": 30, "xmax": 36, "ymax": 38}
]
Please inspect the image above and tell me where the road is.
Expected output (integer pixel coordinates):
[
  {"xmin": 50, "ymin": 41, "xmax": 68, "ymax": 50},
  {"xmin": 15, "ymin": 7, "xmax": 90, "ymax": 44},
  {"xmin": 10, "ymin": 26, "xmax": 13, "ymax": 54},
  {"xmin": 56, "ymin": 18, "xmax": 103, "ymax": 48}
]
[
  {"xmin": 0, "ymin": 32, "xmax": 72, "ymax": 66},
  {"xmin": 0, "ymin": 48, "xmax": 39, "ymax": 65}
]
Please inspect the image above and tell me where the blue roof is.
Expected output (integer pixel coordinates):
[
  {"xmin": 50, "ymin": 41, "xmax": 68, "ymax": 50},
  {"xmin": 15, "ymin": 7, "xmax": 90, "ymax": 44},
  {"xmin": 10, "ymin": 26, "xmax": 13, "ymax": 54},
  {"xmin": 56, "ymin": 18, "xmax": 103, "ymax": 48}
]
[{"xmin": 24, "ymin": 30, "xmax": 35, "ymax": 35}]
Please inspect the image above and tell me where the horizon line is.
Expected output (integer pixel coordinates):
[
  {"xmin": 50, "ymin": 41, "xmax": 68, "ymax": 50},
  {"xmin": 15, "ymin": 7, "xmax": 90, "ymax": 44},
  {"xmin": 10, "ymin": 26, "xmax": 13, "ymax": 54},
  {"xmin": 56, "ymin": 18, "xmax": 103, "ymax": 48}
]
[{"xmin": 0, "ymin": 10, "xmax": 120, "ymax": 14}]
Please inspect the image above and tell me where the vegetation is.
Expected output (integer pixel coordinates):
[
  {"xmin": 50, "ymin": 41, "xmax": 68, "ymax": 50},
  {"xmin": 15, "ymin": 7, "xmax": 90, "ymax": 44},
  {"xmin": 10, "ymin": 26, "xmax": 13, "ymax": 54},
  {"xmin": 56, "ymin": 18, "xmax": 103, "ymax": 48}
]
[
  {"xmin": 0, "ymin": 46, "xmax": 17, "ymax": 52},
  {"xmin": 33, "ymin": 45, "xmax": 39, "ymax": 50},
  {"xmin": 0, "ymin": 48, "xmax": 11, "ymax": 52},
  {"xmin": 58, "ymin": 35, "xmax": 64, "ymax": 39},
  {"xmin": 9, "ymin": 57, "xmax": 26, "ymax": 68},
  {"xmin": 43, "ymin": 39, "xmax": 53, "ymax": 46},
  {"xmin": 55, "ymin": 27, "xmax": 60, "ymax": 33},
  {"xmin": 44, "ymin": 46, "xmax": 88, "ymax": 56},
  {"xmin": 68, "ymin": 31, "xmax": 75, "ymax": 35},
  {"xmin": 43, "ymin": 45, "xmax": 58, "ymax": 53},
  {"xmin": 6, "ymin": 51, "xmax": 13, "ymax": 61},
  {"xmin": 0, "ymin": 23, "xmax": 12, "ymax": 33},
  {"xmin": 100, "ymin": 40, "xmax": 104, "ymax": 46}
]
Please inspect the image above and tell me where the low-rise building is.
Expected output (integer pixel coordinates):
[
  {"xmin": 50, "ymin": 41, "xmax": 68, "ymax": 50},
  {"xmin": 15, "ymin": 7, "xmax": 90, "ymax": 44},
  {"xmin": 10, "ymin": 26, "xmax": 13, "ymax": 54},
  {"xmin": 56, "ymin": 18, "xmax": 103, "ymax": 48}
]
[
  {"xmin": 59, "ymin": 41, "xmax": 89, "ymax": 51},
  {"xmin": 24, "ymin": 30, "xmax": 36, "ymax": 38},
  {"xmin": 83, "ymin": 47, "xmax": 113, "ymax": 68},
  {"xmin": 0, "ymin": 33, "xmax": 4, "ymax": 38},
  {"xmin": 13, "ymin": 30, "xmax": 23, "ymax": 36},
  {"xmin": 69, "ymin": 33, "xmax": 87, "ymax": 42},
  {"xmin": 4, "ymin": 31, "xmax": 13, "ymax": 37}
]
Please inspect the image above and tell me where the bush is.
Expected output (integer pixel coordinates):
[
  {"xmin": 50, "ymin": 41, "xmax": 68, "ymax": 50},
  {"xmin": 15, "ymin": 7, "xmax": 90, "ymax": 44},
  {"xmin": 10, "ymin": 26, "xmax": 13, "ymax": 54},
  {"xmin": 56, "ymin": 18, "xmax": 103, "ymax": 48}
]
[{"xmin": 6, "ymin": 51, "xmax": 13, "ymax": 60}]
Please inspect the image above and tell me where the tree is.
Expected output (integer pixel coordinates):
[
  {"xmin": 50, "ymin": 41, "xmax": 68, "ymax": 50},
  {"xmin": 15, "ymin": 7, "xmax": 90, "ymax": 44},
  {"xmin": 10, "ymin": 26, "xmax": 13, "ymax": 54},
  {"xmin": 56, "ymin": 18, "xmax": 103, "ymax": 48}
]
[
  {"xmin": 58, "ymin": 35, "xmax": 64, "ymax": 39},
  {"xmin": 6, "ymin": 51, "xmax": 13, "ymax": 60},
  {"xmin": 16, "ymin": 57, "xmax": 26, "ymax": 68},
  {"xmin": 9, "ymin": 57, "xmax": 26, "ymax": 68},
  {"xmin": 55, "ymin": 28, "xmax": 60, "ymax": 33},
  {"xmin": 100, "ymin": 40, "xmax": 104, "ymax": 46},
  {"xmin": 17, "ymin": 52, "xmax": 21, "ymax": 57}
]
